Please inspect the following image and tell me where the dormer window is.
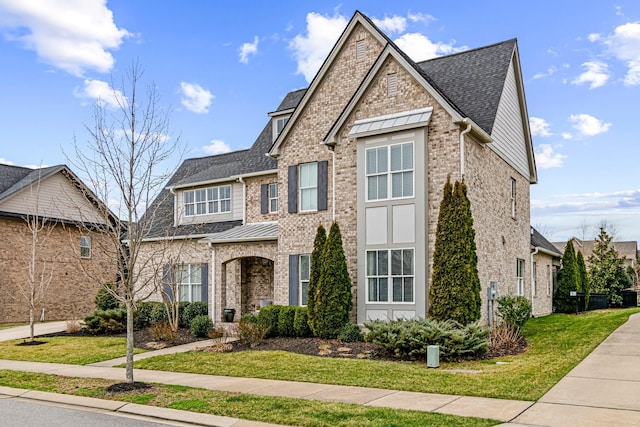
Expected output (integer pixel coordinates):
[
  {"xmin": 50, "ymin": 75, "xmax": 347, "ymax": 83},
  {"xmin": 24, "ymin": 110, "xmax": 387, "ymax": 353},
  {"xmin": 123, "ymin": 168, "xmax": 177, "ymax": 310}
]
[{"xmin": 272, "ymin": 115, "xmax": 291, "ymax": 142}]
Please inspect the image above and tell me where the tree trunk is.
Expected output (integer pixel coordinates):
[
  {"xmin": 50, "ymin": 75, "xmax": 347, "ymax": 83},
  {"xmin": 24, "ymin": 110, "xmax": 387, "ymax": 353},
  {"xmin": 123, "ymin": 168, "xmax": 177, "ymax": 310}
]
[
  {"xmin": 125, "ymin": 299, "xmax": 134, "ymax": 382},
  {"xmin": 29, "ymin": 308, "xmax": 34, "ymax": 342}
]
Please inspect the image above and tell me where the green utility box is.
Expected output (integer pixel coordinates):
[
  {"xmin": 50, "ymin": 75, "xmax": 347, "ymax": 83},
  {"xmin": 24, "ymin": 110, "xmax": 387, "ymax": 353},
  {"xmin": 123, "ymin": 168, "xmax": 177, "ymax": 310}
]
[{"xmin": 427, "ymin": 345, "xmax": 440, "ymax": 368}]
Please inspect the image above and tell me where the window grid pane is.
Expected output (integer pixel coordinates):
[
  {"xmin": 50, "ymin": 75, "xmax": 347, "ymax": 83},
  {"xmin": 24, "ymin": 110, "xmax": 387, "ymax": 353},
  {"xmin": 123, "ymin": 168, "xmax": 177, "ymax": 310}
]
[
  {"xmin": 299, "ymin": 255, "xmax": 311, "ymax": 306},
  {"xmin": 299, "ymin": 163, "xmax": 318, "ymax": 211}
]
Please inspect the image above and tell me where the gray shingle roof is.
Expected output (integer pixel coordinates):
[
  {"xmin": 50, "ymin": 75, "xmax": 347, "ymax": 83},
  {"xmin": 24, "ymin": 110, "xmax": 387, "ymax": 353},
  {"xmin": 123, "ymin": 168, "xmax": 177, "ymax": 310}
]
[
  {"xmin": 0, "ymin": 164, "xmax": 64, "ymax": 202},
  {"xmin": 532, "ymin": 227, "xmax": 562, "ymax": 256},
  {"xmin": 416, "ymin": 39, "xmax": 517, "ymax": 135},
  {"xmin": 275, "ymin": 88, "xmax": 306, "ymax": 112}
]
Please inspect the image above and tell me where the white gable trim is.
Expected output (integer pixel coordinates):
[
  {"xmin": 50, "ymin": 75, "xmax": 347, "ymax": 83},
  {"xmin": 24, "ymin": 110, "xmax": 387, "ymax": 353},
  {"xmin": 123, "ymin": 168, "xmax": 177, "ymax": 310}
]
[{"xmin": 268, "ymin": 11, "xmax": 387, "ymax": 157}]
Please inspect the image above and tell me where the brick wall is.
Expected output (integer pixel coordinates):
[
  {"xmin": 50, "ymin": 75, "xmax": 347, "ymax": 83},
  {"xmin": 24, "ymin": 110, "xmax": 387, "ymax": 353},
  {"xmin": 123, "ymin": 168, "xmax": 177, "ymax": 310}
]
[
  {"xmin": 245, "ymin": 174, "xmax": 278, "ymax": 224},
  {"xmin": 0, "ymin": 216, "xmax": 117, "ymax": 323}
]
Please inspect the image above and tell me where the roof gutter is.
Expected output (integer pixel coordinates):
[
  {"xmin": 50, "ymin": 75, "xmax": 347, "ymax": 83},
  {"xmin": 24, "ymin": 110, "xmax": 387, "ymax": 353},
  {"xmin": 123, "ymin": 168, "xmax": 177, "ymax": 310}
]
[
  {"xmin": 530, "ymin": 246, "xmax": 539, "ymax": 316},
  {"xmin": 167, "ymin": 169, "xmax": 278, "ymax": 191},
  {"xmin": 454, "ymin": 118, "xmax": 492, "ymax": 181}
]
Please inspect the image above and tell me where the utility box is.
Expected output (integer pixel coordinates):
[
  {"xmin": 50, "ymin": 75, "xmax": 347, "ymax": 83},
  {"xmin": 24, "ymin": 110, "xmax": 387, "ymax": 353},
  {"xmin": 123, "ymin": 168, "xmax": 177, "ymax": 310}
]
[{"xmin": 427, "ymin": 345, "xmax": 440, "ymax": 368}]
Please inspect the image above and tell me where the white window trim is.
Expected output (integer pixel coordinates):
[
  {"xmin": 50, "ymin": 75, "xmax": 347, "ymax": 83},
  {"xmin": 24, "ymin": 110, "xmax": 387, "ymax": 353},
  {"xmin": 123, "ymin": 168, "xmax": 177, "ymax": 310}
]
[
  {"xmin": 366, "ymin": 248, "xmax": 415, "ymax": 304},
  {"xmin": 299, "ymin": 162, "xmax": 318, "ymax": 212},
  {"xmin": 268, "ymin": 182, "xmax": 278, "ymax": 213},
  {"xmin": 272, "ymin": 115, "xmax": 290, "ymax": 142},
  {"xmin": 80, "ymin": 236, "xmax": 91, "ymax": 259},
  {"xmin": 510, "ymin": 178, "xmax": 516, "ymax": 218},
  {"xmin": 183, "ymin": 184, "xmax": 231, "ymax": 217},
  {"xmin": 516, "ymin": 258, "xmax": 525, "ymax": 296},
  {"xmin": 299, "ymin": 254, "xmax": 310, "ymax": 306},
  {"xmin": 365, "ymin": 142, "xmax": 415, "ymax": 202},
  {"xmin": 178, "ymin": 263, "xmax": 203, "ymax": 303}
]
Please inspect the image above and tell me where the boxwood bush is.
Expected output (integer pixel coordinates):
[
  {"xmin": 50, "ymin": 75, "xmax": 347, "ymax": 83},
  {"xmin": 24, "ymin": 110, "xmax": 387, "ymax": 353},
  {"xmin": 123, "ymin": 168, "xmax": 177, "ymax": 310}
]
[
  {"xmin": 257, "ymin": 305, "xmax": 281, "ymax": 338},
  {"xmin": 497, "ymin": 295, "xmax": 532, "ymax": 328},
  {"xmin": 190, "ymin": 314, "xmax": 213, "ymax": 338},
  {"xmin": 293, "ymin": 306, "xmax": 312, "ymax": 337},
  {"xmin": 180, "ymin": 302, "xmax": 208, "ymax": 328},
  {"xmin": 364, "ymin": 318, "xmax": 489, "ymax": 360},
  {"xmin": 277, "ymin": 306, "xmax": 297, "ymax": 337},
  {"xmin": 83, "ymin": 308, "xmax": 127, "ymax": 335}
]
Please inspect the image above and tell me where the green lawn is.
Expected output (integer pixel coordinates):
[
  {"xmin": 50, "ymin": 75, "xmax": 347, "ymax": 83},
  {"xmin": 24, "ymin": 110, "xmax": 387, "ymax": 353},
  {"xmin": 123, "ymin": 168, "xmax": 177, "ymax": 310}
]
[
  {"xmin": 133, "ymin": 308, "xmax": 640, "ymax": 401},
  {"xmin": 0, "ymin": 336, "xmax": 145, "ymax": 365},
  {"xmin": 0, "ymin": 371, "xmax": 497, "ymax": 427}
]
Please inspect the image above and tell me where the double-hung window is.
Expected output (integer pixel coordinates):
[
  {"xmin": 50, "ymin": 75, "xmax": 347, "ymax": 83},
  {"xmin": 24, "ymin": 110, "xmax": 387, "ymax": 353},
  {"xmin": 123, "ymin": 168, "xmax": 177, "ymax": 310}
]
[
  {"xmin": 516, "ymin": 259, "xmax": 525, "ymax": 296},
  {"xmin": 366, "ymin": 142, "xmax": 414, "ymax": 201},
  {"xmin": 183, "ymin": 184, "xmax": 231, "ymax": 216},
  {"xmin": 299, "ymin": 255, "xmax": 310, "ymax": 306},
  {"xmin": 367, "ymin": 249, "xmax": 414, "ymax": 303},
  {"xmin": 299, "ymin": 162, "xmax": 318, "ymax": 211},
  {"xmin": 178, "ymin": 264, "xmax": 202, "ymax": 302},
  {"xmin": 269, "ymin": 183, "xmax": 278, "ymax": 213},
  {"xmin": 80, "ymin": 236, "xmax": 91, "ymax": 258}
]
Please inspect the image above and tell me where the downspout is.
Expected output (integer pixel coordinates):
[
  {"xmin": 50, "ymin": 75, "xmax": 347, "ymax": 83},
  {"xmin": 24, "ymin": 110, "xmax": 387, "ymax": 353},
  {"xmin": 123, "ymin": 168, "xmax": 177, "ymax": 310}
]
[
  {"xmin": 237, "ymin": 177, "xmax": 246, "ymax": 225},
  {"xmin": 211, "ymin": 244, "xmax": 216, "ymax": 323},
  {"xmin": 169, "ymin": 187, "xmax": 177, "ymax": 226},
  {"xmin": 531, "ymin": 247, "xmax": 539, "ymax": 316},
  {"xmin": 459, "ymin": 118, "xmax": 472, "ymax": 181},
  {"xmin": 326, "ymin": 144, "xmax": 336, "ymax": 221}
]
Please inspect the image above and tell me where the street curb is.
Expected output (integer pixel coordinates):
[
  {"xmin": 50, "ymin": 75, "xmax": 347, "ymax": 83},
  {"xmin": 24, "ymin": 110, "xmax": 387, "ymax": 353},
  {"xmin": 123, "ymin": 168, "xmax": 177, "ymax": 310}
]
[{"xmin": 0, "ymin": 386, "xmax": 282, "ymax": 427}]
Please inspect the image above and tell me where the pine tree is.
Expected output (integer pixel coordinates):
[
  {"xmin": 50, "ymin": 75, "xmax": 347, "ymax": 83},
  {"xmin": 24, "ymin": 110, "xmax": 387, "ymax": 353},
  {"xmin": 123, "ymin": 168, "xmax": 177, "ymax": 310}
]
[
  {"xmin": 428, "ymin": 177, "xmax": 481, "ymax": 324},
  {"xmin": 576, "ymin": 251, "xmax": 589, "ymax": 307},
  {"xmin": 306, "ymin": 224, "xmax": 326, "ymax": 334},
  {"xmin": 588, "ymin": 228, "xmax": 629, "ymax": 307},
  {"xmin": 310, "ymin": 221, "xmax": 352, "ymax": 338},
  {"xmin": 555, "ymin": 240, "xmax": 579, "ymax": 313}
]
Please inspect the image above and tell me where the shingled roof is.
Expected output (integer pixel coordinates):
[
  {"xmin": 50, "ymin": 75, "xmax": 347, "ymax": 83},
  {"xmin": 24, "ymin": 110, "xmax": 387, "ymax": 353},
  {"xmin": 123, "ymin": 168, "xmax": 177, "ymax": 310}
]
[
  {"xmin": 531, "ymin": 227, "xmax": 562, "ymax": 257},
  {"xmin": 0, "ymin": 164, "xmax": 66, "ymax": 203},
  {"xmin": 416, "ymin": 39, "xmax": 516, "ymax": 135}
]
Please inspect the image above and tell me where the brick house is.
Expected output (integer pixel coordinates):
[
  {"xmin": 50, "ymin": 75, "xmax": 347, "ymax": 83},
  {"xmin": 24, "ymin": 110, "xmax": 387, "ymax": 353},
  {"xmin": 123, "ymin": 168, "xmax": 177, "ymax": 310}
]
[
  {"xmin": 0, "ymin": 164, "xmax": 118, "ymax": 323},
  {"xmin": 140, "ymin": 11, "xmax": 543, "ymax": 324}
]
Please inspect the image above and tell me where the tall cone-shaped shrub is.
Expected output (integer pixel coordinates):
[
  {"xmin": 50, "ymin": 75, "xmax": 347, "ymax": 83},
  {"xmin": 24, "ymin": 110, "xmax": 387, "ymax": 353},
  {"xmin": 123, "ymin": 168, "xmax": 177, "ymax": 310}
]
[
  {"xmin": 554, "ymin": 240, "xmax": 579, "ymax": 313},
  {"xmin": 310, "ymin": 221, "xmax": 352, "ymax": 338},
  {"xmin": 306, "ymin": 224, "xmax": 326, "ymax": 333},
  {"xmin": 577, "ymin": 250, "xmax": 590, "ymax": 307},
  {"xmin": 428, "ymin": 177, "xmax": 481, "ymax": 325}
]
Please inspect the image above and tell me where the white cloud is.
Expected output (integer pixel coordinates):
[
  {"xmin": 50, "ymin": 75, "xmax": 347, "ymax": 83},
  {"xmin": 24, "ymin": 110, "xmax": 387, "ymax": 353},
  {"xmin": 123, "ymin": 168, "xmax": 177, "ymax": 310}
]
[
  {"xmin": 604, "ymin": 22, "xmax": 640, "ymax": 85},
  {"xmin": 533, "ymin": 66, "xmax": 557, "ymax": 80},
  {"xmin": 289, "ymin": 12, "xmax": 348, "ymax": 83},
  {"xmin": 74, "ymin": 79, "xmax": 125, "ymax": 109},
  {"xmin": 394, "ymin": 33, "xmax": 464, "ymax": 62},
  {"xmin": 534, "ymin": 144, "xmax": 566, "ymax": 169},
  {"xmin": 572, "ymin": 61, "xmax": 610, "ymax": 89},
  {"xmin": 561, "ymin": 132, "xmax": 573, "ymax": 140},
  {"xmin": 0, "ymin": 0, "xmax": 130, "ymax": 76},
  {"xmin": 202, "ymin": 140, "xmax": 231, "ymax": 155},
  {"xmin": 239, "ymin": 36, "xmax": 259, "ymax": 64},
  {"xmin": 179, "ymin": 82, "xmax": 213, "ymax": 114},
  {"xmin": 588, "ymin": 33, "xmax": 601, "ymax": 42},
  {"xmin": 0, "ymin": 158, "xmax": 15, "ymax": 165},
  {"xmin": 530, "ymin": 117, "xmax": 553, "ymax": 137},
  {"xmin": 372, "ymin": 15, "xmax": 407, "ymax": 34},
  {"xmin": 407, "ymin": 12, "xmax": 436, "ymax": 24},
  {"xmin": 569, "ymin": 113, "xmax": 611, "ymax": 137}
]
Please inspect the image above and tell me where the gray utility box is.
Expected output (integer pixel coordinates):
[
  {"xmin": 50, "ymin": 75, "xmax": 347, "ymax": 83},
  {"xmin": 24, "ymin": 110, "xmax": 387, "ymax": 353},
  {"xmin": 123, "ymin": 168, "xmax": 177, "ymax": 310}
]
[{"xmin": 427, "ymin": 345, "xmax": 440, "ymax": 368}]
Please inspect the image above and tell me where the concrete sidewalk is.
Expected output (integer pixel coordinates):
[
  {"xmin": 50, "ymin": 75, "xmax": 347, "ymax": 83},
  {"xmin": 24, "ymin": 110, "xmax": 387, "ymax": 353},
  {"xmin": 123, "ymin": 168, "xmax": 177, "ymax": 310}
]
[
  {"xmin": 0, "ymin": 321, "xmax": 67, "ymax": 341},
  {"xmin": 2, "ymin": 313, "xmax": 640, "ymax": 425}
]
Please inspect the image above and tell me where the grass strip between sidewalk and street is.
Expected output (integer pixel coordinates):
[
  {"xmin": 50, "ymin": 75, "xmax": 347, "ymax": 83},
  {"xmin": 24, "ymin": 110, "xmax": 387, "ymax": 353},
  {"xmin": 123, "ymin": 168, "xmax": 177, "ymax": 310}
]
[
  {"xmin": 0, "ymin": 370, "xmax": 498, "ymax": 427},
  {"xmin": 132, "ymin": 308, "xmax": 640, "ymax": 401}
]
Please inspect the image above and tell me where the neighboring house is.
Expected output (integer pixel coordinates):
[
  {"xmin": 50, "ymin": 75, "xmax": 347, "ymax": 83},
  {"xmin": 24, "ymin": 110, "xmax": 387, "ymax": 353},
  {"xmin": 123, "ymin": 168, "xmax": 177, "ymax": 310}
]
[
  {"xmin": 0, "ymin": 164, "xmax": 117, "ymax": 323},
  {"xmin": 553, "ymin": 237, "xmax": 639, "ymax": 286},
  {"xmin": 139, "ymin": 11, "xmax": 539, "ymax": 325},
  {"xmin": 531, "ymin": 227, "xmax": 562, "ymax": 316}
]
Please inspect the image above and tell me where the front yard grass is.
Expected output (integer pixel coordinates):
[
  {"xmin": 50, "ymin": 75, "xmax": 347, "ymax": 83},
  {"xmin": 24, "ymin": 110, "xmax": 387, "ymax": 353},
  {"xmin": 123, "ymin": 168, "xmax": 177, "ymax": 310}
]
[
  {"xmin": 0, "ymin": 336, "xmax": 145, "ymax": 365},
  {"xmin": 133, "ymin": 308, "xmax": 640, "ymax": 401},
  {"xmin": 0, "ymin": 370, "xmax": 497, "ymax": 427}
]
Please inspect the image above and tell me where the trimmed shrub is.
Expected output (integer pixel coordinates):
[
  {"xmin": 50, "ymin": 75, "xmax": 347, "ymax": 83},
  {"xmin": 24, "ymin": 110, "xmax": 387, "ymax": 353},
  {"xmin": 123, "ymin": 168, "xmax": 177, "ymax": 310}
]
[
  {"xmin": 190, "ymin": 315, "xmax": 213, "ymax": 338},
  {"xmin": 94, "ymin": 283, "xmax": 119, "ymax": 311},
  {"xmin": 555, "ymin": 240, "xmax": 579, "ymax": 313},
  {"xmin": 150, "ymin": 303, "xmax": 168, "ymax": 324},
  {"xmin": 496, "ymin": 295, "xmax": 532, "ymax": 328},
  {"xmin": 257, "ymin": 305, "xmax": 281, "ymax": 338},
  {"xmin": 309, "ymin": 222, "xmax": 352, "ymax": 338},
  {"xmin": 307, "ymin": 224, "xmax": 326, "ymax": 333},
  {"xmin": 240, "ymin": 313, "xmax": 258, "ymax": 324},
  {"xmin": 277, "ymin": 306, "xmax": 297, "ymax": 337},
  {"xmin": 338, "ymin": 323, "xmax": 363, "ymax": 343},
  {"xmin": 429, "ymin": 178, "xmax": 481, "ymax": 324},
  {"xmin": 134, "ymin": 302, "xmax": 158, "ymax": 329},
  {"xmin": 83, "ymin": 308, "xmax": 127, "ymax": 335},
  {"xmin": 365, "ymin": 318, "xmax": 489, "ymax": 361},
  {"xmin": 181, "ymin": 302, "xmax": 208, "ymax": 328},
  {"xmin": 293, "ymin": 307, "xmax": 312, "ymax": 338}
]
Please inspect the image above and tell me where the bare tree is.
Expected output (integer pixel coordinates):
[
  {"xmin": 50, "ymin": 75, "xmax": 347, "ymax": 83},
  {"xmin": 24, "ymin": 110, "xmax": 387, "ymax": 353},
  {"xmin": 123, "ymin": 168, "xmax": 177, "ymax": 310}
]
[
  {"xmin": 596, "ymin": 220, "xmax": 619, "ymax": 241},
  {"xmin": 15, "ymin": 171, "xmax": 56, "ymax": 342},
  {"xmin": 576, "ymin": 218, "xmax": 591, "ymax": 242},
  {"xmin": 71, "ymin": 62, "xmax": 181, "ymax": 383}
]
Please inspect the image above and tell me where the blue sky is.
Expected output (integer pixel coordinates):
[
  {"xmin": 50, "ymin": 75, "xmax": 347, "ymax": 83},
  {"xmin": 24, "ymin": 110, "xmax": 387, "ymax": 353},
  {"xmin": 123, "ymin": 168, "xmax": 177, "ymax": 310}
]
[{"xmin": 1, "ymin": 1, "xmax": 639, "ymax": 244}]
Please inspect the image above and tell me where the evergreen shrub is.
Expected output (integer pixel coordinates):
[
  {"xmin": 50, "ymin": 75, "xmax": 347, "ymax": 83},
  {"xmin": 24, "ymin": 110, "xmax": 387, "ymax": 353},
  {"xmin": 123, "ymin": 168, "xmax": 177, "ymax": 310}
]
[
  {"xmin": 190, "ymin": 315, "xmax": 213, "ymax": 338},
  {"xmin": 257, "ymin": 305, "xmax": 281, "ymax": 338},
  {"xmin": 337, "ymin": 323, "xmax": 363, "ymax": 342},
  {"xmin": 83, "ymin": 308, "xmax": 127, "ymax": 335},
  {"xmin": 293, "ymin": 307, "xmax": 312, "ymax": 337},
  {"xmin": 277, "ymin": 306, "xmax": 297, "ymax": 337},
  {"xmin": 496, "ymin": 295, "xmax": 532, "ymax": 328}
]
